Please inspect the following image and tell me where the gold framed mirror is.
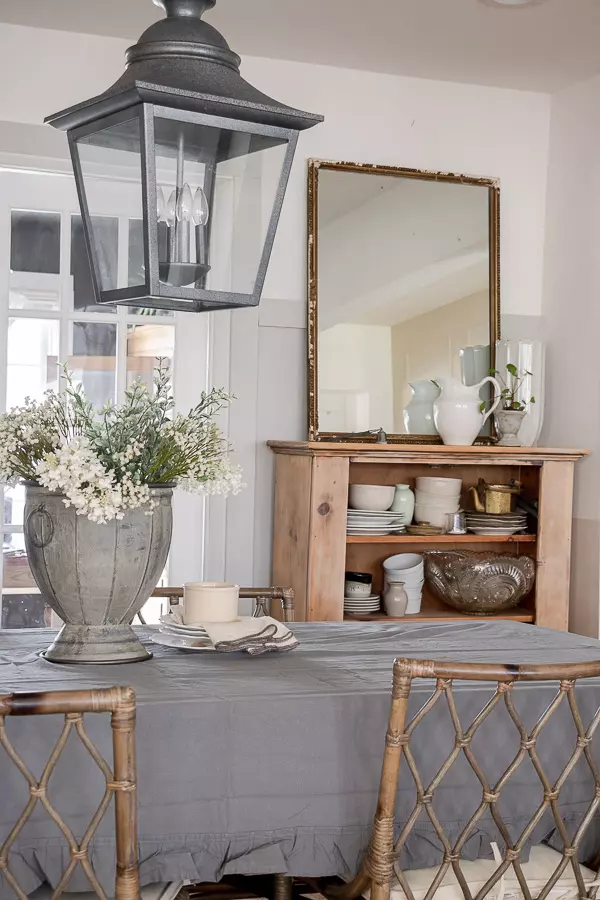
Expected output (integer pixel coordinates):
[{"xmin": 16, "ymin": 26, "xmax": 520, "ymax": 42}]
[{"xmin": 307, "ymin": 159, "xmax": 501, "ymax": 443}]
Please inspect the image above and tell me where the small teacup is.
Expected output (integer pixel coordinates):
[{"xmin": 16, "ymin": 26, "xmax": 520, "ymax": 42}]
[
  {"xmin": 183, "ymin": 582, "xmax": 239, "ymax": 624},
  {"xmin": 344, "ymin": 571, "xmax": 373, "ymax": 598}
]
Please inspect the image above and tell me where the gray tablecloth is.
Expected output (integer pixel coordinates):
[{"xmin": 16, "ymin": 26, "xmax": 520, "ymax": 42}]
[{"xmin": 1, "ymin": 621, "xmax": 600, "ymax": 897}]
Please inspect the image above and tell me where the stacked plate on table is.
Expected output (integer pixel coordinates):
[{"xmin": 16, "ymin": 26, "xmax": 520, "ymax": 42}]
[
  {"xmin": 347, "ymin": 509, "xmax": 407, "ymax": 536},
  {"xmin": 465, "ymin": 512, "xmax": 528, "ymax": 536},
  {"xmin": 153, "ymin": 612, "xmax": 215, "ymax": 651},
  {"xmin": 344, "ymin": 593, "xmax": 381, "ymax": 616}
]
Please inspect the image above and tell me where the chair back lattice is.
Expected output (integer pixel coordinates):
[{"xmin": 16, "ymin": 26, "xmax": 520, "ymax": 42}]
[
  {"xmin": 0, "ymin": 687, "xmax": 139, "ymax": 900},
  {"xmin": 340, "ymin": 659, "xmax": 600, "ymax": 900}
]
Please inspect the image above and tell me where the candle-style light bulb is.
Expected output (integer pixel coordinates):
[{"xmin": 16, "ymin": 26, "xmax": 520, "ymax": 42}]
[
  {"xmin": 177, "ymin": 183, "xmax": 194, "ymax": 223},
  {"xmin": 192, "ymin": 186, "xmax": 210, "ymax": 226},
  {"xmin": 166, "ymin": 190, "xmax": 177, "ymax": 227},
  {"xmin": 156, "ymin": 186, "xmax": 166, "ymax": 223}
]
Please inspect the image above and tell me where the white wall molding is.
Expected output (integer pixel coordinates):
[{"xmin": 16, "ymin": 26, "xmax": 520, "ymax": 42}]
[
  {"xmin": 204, "ymin": 310, "xmax": 232, "ymax": 583},
  {"xmin": 259, "ymin": 297, "xmax": 307, "ymax": 330}
]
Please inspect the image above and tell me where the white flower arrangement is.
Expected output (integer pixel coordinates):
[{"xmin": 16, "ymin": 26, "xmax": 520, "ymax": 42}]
[{"xmin": 0, "ymin": 361, "xmax": 243, "ymax": 524}]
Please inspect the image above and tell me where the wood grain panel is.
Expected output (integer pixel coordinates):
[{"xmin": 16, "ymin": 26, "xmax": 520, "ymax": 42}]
[
  {"xmin": 308, "ymin": 456, "xmax": 350, "ymax": 621},
  {"xmin": 346, "ymin": 534, "xmax": 536, "ymax": 544},
  {"xmin": 271, "ymin": 454, "xmax": 313, "ymax": 621},
  {"xmin": 536, "ymin": 460, "xmax": 575, "ymax": 631},
  {"xmin": 345, "ymin": 608, "xmax": 535, "ymax": 623},
  {"xmin": 268, "ymin": 441, "xmax": 588, "ymax": 462}
]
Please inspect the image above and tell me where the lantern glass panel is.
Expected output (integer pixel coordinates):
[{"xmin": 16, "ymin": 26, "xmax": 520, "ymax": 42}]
[
  {"xmin": 153, "ymin": 115, "xmax": 288, "ymax": 296},
  {"xmin": 73, "ymin": 116, "xmax": 145, "ymax": 293}
]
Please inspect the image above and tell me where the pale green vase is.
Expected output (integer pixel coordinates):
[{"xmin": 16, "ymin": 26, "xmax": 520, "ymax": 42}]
[{"xmin": 390, "ymin": 484, "xmax": 415, "ymax": 523}]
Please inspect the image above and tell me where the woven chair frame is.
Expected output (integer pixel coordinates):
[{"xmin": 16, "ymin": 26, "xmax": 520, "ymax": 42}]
[
  {"xmin": 0, "ymin": 687, "xmax": 139, "ymax": 900},
  {"xmin": 150, "ymin": 586, "xmax": 295, "ymax": 622},
  {"xmin": 333, "ymin": 659, "xmax": 600, "ymax": 900}
]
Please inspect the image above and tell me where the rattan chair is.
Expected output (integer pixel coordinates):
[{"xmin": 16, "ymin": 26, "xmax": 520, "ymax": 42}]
[
  {"xmin": 0, "ymin": 687, "xmax": 139, "ymax": 900},
  {"xmin": 333, "ymin": 658, "xmax": 600, "ymax": 900}
]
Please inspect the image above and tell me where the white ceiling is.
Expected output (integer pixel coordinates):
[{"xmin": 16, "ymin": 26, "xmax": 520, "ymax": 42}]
[
  {"xmin": 319, "ymin": 171, "xmax": 399, "ymax": 226},
  {"xmin": 1, "ymin": 0, "xmax": 600, "ymax": 93}
]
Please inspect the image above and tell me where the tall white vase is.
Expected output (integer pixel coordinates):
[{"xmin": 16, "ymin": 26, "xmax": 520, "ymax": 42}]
[{"xmin": 495, "ymin": 340, "xmax": 545, "ymax": 447}]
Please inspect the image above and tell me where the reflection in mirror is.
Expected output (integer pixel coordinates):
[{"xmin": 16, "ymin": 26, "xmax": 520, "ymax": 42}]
[{"xmin": 309, "ymin": 161, "xmax": 499, "ymax": 442}]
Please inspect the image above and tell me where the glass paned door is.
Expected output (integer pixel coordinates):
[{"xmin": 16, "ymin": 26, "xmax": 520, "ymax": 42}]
[{"xmin": 0, "ymin": 165, "xmax": 209, "ymax": 627}]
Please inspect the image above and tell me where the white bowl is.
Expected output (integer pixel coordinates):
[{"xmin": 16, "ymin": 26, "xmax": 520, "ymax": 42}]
[
  {"xmin": 349, "ymin": 484, "xmax": 395, "ymax": 511},
  {"xmin": 415, "ymin": 495, "xmax": 460, "ymax": 511},
  {"xmin": 415, "ymin": 498, "xmax": 460, "ymax": 521},
  {"xmin": 415, "ymin": 507, "xmax": 460, "ymax": 524},
  {"xmin": 415, "ymin": 504, "xmax": 459, "ymax": 528},
  {"xmin": 415, "ymin": 489, "xmax": 461, "ymax": 503},
  {"xmin": 416, "ymin": 476, "xmax": 462, "ymax": 496},
  {"xmin": 386, "ymin": 574, "xmax": 424, "ymax": 583},
  {"xmin": 406, "ymin": 597, "xmax": 422, "ymax": 615},
  {"xmin": 389, "ymin": 581, "xmax": 424, "ymax": 592},
  {"xmin": 386, "ymin": 569, "xmax": 424, "ymax": 581},
  {"xmin": 383, "ymin": 553, "xmax": 423, "ymax": 572}
]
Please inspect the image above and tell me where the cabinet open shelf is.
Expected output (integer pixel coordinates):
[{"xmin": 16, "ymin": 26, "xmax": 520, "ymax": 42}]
[
  {"xmin": 269, "ymin": 442, "xmax": 588, "ymax": 629},
  {"xmin": 344, "ymin": 606, "xmax": 535, "ymax": 624},
  {"xmin": 346, "ymin": 534, "xmax": 537, "ymax": 544}
]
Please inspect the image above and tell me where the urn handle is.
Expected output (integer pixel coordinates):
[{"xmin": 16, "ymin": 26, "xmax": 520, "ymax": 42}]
[{"xmin": 26, "ymin": 504, "xmax": 55, "ymax": 549}]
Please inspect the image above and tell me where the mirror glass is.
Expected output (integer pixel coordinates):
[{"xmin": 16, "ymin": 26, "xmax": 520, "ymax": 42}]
[{"xmin": 311, "ymin": 163, "xmax": 499, "ymax": 440}]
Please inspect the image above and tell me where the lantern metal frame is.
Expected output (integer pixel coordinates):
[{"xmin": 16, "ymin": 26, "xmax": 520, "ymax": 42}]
[
  {"xmin": 67, "ymin": 104, "xmax": 298, "ymax": 312},
  {"xmin": 46, "ymin": 0, "xmax": 322, "ymax": 312}
]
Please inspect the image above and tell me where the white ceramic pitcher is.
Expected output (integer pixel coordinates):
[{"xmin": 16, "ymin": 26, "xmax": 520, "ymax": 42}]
[{"xmin": 433, "ymin": 376, "xmax": 501, "ymax": 446}]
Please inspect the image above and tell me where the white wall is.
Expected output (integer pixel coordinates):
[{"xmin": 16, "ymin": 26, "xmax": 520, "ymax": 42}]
[
  {"xmin": 0, "ymin": 23, "xmax": 552, "ymax": 588},
  {"xmin": 540, "ymin": 73, "xmax": 600, "ymax": 638}
]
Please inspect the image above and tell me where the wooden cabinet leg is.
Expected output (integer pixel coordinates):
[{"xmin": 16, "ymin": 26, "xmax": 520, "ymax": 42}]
[
  {"xmin": 308, "ymin": 457, "xmax": 350, "ymax": 621},
  {"xmin": 272, "ymin": 454, "xmax": 313, "ymax": 621},
  {"xmin": 536, "ymin": 460, "xmax": 575, "ymax": 631}
]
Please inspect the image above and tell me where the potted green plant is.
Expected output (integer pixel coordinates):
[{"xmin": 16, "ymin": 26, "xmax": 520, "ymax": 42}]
[{"xmin": 490, "ymin": 363, "xmax": 535, "ymax": 446}]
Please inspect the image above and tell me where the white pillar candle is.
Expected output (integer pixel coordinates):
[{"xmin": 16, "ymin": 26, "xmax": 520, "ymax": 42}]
[{"xmin": 183, "ymin": 582, "xmax": 239, "ymax": 624}]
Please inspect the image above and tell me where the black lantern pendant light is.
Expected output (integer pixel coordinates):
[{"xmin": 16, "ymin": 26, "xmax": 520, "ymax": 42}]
[{"xmin": 45, "ymin": 0, "xmax": 323, "ymax": 312}]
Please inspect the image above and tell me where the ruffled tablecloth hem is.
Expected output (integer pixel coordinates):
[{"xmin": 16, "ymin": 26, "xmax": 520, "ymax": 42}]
[{"xmin": 2, "ymin": 815, "xmax": 594, "ymax": 899}]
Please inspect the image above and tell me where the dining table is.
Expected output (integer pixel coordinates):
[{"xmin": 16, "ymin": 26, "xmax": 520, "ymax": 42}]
[{"xmin": 1, "ymin": 619, "xmax": 600, "ymax": 899}]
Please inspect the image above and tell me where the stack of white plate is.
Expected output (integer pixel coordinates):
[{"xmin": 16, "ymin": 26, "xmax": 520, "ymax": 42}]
[
  {"xmin": 465, "ymin": 512, "xmax": 527, "ymax": 536},
  {"xmin": 344, "ymin": 593, "xmax": 381, "ymax": 616},
  {"xmin": 154, "ymin": 612, "xmax": 214, "ymax": 651},
  {"xmin": 347, "ymin": 509, "xmax": 407, "ymax": 536}
]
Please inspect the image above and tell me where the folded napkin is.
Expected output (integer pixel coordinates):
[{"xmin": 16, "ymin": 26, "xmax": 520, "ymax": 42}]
[{"xmin": 202, "ymin": 616, "xmax": 298, "ymax": 655}]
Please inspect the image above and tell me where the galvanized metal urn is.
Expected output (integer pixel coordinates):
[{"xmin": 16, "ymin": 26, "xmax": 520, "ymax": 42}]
[{"xmin": 24, "ymin": 483, "xmax": 173, "ymax": 664}]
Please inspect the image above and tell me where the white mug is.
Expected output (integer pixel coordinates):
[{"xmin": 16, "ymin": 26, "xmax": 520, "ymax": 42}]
[{"xmin": 183, "ymin": 582, "xmax": 239, "ymax": 624}]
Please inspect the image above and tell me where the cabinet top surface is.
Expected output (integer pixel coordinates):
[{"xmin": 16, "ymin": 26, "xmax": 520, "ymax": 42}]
[{"xmin": 268, "ymin": 441, "xmax": 589, "ymax": 462}]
